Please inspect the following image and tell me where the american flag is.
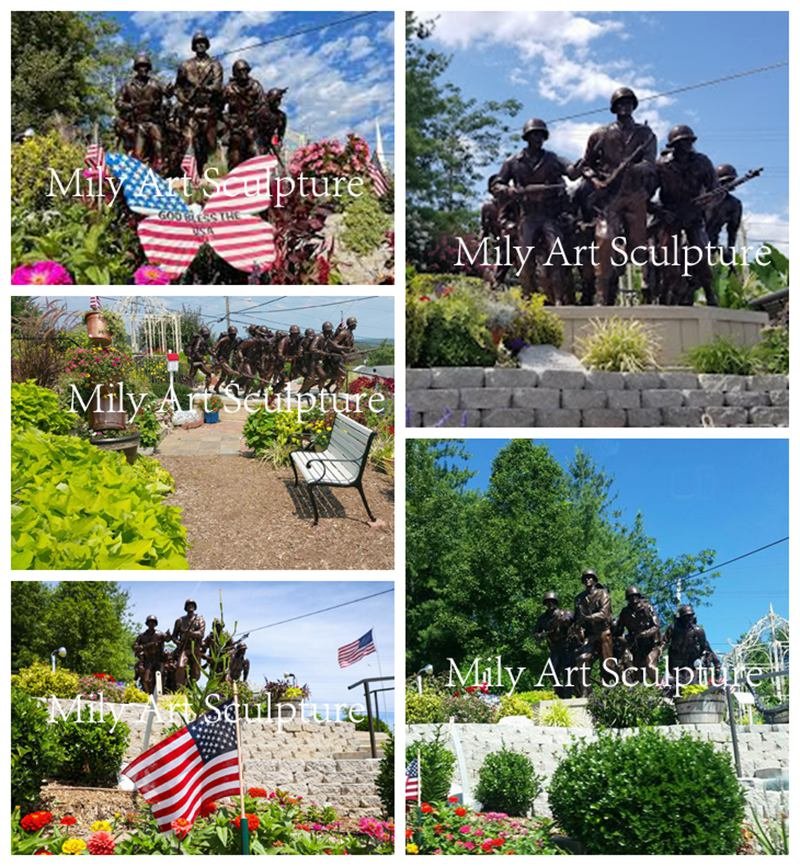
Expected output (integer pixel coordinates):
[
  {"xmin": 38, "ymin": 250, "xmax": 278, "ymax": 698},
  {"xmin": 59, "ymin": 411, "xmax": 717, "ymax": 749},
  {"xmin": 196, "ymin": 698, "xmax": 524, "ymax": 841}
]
[
  {"xmin": 368, "ymin": 160, "xmax": 390, "ymax": 198},
  {"xmin": 181, "ymin": 150, "xmax": 200, "ymax": 186},
  {"xmin": 405, "ymin": 756, "xmax": 421, "ymax": 801},
  {"xmin": 85, "ymin": 142, "xmax": 106, "ymax": 170},
  {"xmin": 121, "ymin": 700, "xmax": 241, "ymax": 833},
  {"xmin": 89, "ymin": 296, "xmax": 101, "ymax": 310},
  {"xmin": 337, "ymin": 629, "xmax": 376, "ymax": 668}
]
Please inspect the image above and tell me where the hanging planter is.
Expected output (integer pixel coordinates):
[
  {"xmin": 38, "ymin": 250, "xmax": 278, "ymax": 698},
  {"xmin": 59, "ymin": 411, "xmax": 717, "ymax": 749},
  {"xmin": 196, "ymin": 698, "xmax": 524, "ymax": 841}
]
[{"xmin": 84, "ymin": 310, "xmax": 112, "ymax": 345}]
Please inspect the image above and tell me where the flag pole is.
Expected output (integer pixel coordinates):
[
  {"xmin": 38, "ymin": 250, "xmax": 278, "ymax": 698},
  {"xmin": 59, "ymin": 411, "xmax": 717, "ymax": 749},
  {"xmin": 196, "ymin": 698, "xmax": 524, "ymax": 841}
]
[
  {"xmin": 417, "ymin": 749, "xmax": 422, "ymax": 808},
  {"xmin": 232, "ymin": 681, "xmax": 250, "ymax": 855},
  {"xmin": 93, "ymin": 122, "xmax": 103, "ymax": 212}
]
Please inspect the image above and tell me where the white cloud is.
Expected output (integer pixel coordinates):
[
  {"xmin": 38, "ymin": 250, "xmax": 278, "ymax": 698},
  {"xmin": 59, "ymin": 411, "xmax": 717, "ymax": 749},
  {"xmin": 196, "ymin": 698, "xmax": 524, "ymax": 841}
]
[{"xmin": 741, "ymin": 211, "xmax": 789, "ymax": 254}]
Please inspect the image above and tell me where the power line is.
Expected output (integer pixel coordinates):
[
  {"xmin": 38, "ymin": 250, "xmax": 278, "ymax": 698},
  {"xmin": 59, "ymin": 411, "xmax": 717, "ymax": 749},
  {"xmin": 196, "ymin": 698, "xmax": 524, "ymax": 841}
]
[
  {"xmin": 682, "ymin": 536, "xmax": 788, "ymax": 584},
  {"xmin": 545, "ymin": 61, "xmax": 788, "ymax": 125},
  {"xmin": 234, "ymin": 588, "xmax": 394, "ymax": 638}
]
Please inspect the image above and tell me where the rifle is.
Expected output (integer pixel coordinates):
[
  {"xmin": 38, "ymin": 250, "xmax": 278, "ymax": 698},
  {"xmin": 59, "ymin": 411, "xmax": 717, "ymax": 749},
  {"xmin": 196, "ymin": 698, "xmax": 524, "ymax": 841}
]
[
  {"xmin": 589, "ymin": 142, "xmax": 647, "ymax": 193},
  {"xmin": 692, "ymin": 166, "xmax": 763, "ymax": 209}
]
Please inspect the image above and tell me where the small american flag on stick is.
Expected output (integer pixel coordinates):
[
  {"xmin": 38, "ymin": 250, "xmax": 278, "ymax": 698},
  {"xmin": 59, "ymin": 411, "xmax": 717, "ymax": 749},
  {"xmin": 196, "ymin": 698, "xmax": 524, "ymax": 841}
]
[
  {"xmin": 405, "ymin": 755, "xmax": 421, "ymax": 802},
  {"xmin": 367, "ymin": 160, "xmax": 389, "ymax": 198},
  {"xmin": 121, "ymin": 700, "xmax": 241, "ymax": 832},
  {"xmin": 89, "ymin": 296, "xmax": 102, "ymax": 311},
  {"xmin": 181, "ymin": 149, "xmax": 200, "ymax": 186},
  {"xmin": 337, "ymin": 629, "xmax": 376, "ymax": 668},
  {"xmin": 85, "ymin": 142, "xmax": 106, "ymax": 171}
]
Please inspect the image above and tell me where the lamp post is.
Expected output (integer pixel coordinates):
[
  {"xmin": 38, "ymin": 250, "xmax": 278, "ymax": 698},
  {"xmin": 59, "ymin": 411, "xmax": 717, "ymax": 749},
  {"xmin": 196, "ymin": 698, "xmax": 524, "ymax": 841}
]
[
  {"xmin": 416, "ymin": 664, "xmax": 433, "ymax": 695},
  {"xmin": 50, "ymin": 647, "xmax": 67, "ymax": 673},
  {"xmin": 283, "ymin": 671, "xmax": 297, "ymax": 687}
]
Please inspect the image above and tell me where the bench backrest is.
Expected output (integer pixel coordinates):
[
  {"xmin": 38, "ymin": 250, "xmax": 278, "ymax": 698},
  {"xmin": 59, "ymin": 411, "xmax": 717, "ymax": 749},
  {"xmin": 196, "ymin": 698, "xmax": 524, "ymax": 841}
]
[{"xmin": 327, "ymin": 412, "xmax": 376, "ymax": 480}]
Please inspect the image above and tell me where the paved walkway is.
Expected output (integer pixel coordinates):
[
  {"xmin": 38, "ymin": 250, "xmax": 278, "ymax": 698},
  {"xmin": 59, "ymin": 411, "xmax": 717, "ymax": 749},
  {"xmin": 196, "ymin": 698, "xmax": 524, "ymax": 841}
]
[{"xmin": 155, "ymin": 405, "xmax": 248, "ymax": 457}]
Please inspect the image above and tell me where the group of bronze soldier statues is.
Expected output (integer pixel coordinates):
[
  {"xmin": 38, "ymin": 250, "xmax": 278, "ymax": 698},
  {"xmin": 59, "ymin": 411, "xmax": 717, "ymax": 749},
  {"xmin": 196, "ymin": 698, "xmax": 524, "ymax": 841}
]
[
  {"xmin": 481, "ymin": 86, "xmax": 760, "ymax": 306},
  {"xmin": 533, "ymin": 569, "xmax": 721, "ymax": 698},
  {"xmin": 115, "ymin": 31, "xmax": 287, "ymax": 177},
  {"xmin": 133, "ymin": 599, "xmax": 250, "ymax": 695},
  {"xmin": 187, "ymin": 317, "xmax": 359, "ymax": 396}
]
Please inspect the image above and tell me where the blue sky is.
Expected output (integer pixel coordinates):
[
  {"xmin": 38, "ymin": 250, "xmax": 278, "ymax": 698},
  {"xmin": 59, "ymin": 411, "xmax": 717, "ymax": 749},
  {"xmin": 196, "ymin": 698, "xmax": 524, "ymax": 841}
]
[
  {"xmin": 424, "ymin": 10, "xmax": 788, "ymax": 249},
  {"xmin": 456, "ymin": 439, "xmax": 788, "ymax": 655},
  {"xmin": 33, "ymin": 295, "xmax": 395, "ymax": 342},
  {"xmin": 106, "ymin": 11, "xmax": 394, "ymax": 166},
  {"xmin": 118, "ymin": 581, "xmax": 394, "ymax": 719}
]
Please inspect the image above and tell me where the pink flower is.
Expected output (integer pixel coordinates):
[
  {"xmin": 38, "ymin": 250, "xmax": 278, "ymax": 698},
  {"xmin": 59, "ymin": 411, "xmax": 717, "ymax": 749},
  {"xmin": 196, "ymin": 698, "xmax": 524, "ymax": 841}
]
[
  {"xmin": 134, "ymin": 265, "xmax": 171, "ymax": 285},
  {"xmin": 12, "ymin": 261, "xmax": 73, "ymax": 285}
]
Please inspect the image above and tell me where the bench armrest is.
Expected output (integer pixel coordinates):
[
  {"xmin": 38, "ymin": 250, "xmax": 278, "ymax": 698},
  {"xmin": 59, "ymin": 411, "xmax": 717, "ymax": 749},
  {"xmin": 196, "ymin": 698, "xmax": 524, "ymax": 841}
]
[{"xmin": 304, "ymin": 456, "xmax": 362, "ymax": 482}]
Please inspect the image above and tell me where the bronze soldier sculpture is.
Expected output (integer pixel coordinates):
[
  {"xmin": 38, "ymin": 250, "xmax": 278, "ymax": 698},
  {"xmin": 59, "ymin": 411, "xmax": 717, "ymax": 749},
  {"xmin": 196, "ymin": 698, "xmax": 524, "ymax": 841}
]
[
  {"xmin": 480, "ymin": 173, "xmax": 518, "ymax": 290},
  {"xmin": 533, "ymin": 591, "xmax": 575, "ymax": 698},
  {"xmin": 133, "ymin": 615, "xmax": 167, "ymax": 695},
  {"xmin": 612, "ymin": 585, "xmax": 662, "ymax": 684},
  {"xmin": 299, "ymin": 321, "xmax": 335, "ymax": 392},
  {"xmin": 663, "ymin": 604, "xmax": 721, "ymax": 689},
  {"xmin": 257, "ymin": 87, "xmax": 288, "ymax": 160},
  {"xmin": 227, "ymin": 641, "xmax": 250, "ymax": 683},
  {"xmin": 273, "ymin": 324, "xmax": 303, "ymax": 392},
  {"xmin": 212, "ymin": 325, "xmax": 240, "ymax": 394},
  {"xmin": 706, "ymin": 163, "xmax": 743, "ymax": 261},
  {"xmin": 115, "ymin": 54, "xmax": 167, "ymax": 170},
  {"xmin": 324, "ymin": 317, "xmax": 357, "ymax": 392},
  {"xmin": 493, "ymin": 119, "xmax": 574, "ymax": 302},
  {"xmin": 223, "ymin": 59, "xmax": 265, "ymax": 169},
  {"xmin": 572, "ymin": 569, "xmax": 614, "ymax": 694},
  {"xmin": 174, "ymin": 31, "xmax": 223, "ymax": 175},
  {"xmin": 579, "ymin": 87, "xmax": 657, "ymax": 305},
  {"xmin": 167, "ymin": 598, "xmax": 206, "ymax": 687},
  {"xmin": 187, "ymin": 325, "xmax": 214, "ymax": 390}
]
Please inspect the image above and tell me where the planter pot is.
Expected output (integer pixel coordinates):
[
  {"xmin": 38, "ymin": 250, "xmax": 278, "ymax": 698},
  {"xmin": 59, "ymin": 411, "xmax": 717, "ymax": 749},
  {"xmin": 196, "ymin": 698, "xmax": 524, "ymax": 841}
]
[
  {"xmin": 674, "ymin": 690, "xmax": 726, "ymax": 724},
  {"xmin": 490, "ymin": 325, "xmax": 505, "ymax": 346},
  {"xmin": 84, "ymin": 311, "xmax": 112, "ymax": 345},
  {"xmin": 90, "ymin": 432, "xmax": 140, "ymax": 465},
  {"xmin": 270, "ymin": 699, "xmax": 303, "ymax": 718},
  {"xmin": 204, "ymin": 410, "xmax": 220, "ymax": 424}
]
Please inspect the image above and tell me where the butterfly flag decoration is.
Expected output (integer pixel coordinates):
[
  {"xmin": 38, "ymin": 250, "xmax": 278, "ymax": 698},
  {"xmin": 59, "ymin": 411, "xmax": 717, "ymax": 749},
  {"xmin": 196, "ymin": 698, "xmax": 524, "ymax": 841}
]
[{"xmin": 104, "ymin": 152, "xmax": 279, "ymax": 276}]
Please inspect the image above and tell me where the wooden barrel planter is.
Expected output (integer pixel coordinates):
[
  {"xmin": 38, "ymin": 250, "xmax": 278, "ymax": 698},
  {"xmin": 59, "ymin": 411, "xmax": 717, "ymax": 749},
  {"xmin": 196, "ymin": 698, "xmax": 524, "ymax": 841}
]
[
  {"xmin": 90, "ymin": 431, "xmax": 140, "ymax": 465},
  {"xmin": 674, "ymin": 690, "xmax": 726, "ymax": 724}
]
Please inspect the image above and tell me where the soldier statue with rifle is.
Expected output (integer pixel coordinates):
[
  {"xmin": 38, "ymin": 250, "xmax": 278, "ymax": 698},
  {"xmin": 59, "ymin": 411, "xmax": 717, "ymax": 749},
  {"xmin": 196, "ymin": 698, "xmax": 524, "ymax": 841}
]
[
  {"xmin": 167, "ymin": 598, "xmax": 206, "ymax": 687},
  {"xmin": 256, "ymin": 87, "xmax": 288, "ymax": 163},
  {"xmin": 115, "ymin": 54, "xmax": 168, "ymax": 170},
  {"xmin": 533, "ymin": 591, "xmax": 576, "ymax": 698},
  {"xmin": 187, "ymin": 325, "xmax": 214, "ymax": 390},
  {"xmin": 612, "ymin": 586, "xmax": 662, "ymax": 684},
  {"xmin": 133, "ymin": 615, "xmax": 167, "ymax": 695},
  {"xmin": 223, "ymin": 59, "xmax": 265, "ymax": 169}
]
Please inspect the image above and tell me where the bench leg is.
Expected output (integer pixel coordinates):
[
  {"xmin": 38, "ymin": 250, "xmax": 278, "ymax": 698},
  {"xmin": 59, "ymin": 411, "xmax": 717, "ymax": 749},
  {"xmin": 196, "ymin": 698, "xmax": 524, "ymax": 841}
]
[
  {"xmin": 291, "ymin": 458, "xmax": 299, "ymax": 487},
  {"xmin": 356, "ymin": 482, "xmax": 376, "ymax": 523},
  {"xmin": 308, "ymin": 484, "xmax": 320, "ymax": 526}
]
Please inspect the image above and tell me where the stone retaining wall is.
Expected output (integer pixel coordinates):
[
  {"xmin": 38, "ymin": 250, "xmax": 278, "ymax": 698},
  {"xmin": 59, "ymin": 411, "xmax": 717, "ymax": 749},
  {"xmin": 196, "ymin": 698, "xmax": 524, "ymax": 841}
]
[
  {"xmin": 408, "ymin": 722, "xmax": 788, "ymax": 820},
  {"xmin": 407, "ymin": 368, "xmax": 789, "ymax": 427}
]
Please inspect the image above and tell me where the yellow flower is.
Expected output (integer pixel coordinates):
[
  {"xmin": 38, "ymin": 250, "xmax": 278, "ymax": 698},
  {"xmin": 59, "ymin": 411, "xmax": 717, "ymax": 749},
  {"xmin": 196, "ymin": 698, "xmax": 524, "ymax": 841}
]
[
  {"xmin": 406, "ymin": 843, "xmax": 419, "ymax": 854},
  {"xmin": 61, "ymin": 838, "xmax": 87, "ymax": 855},
  {"xmin": 90, "ymin": 820, "xmax": 112, "ymax": 832}
]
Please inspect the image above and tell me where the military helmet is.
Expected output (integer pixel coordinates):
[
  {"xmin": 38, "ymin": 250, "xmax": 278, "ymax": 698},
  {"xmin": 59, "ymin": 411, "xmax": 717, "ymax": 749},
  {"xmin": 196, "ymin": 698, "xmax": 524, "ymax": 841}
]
[
  {"xmin": 610, "ymin": 86, "xmax": 639, "ymax": 112},
  {"xmin": 717, "ymin": 163, "xmax": 737, "ymax": 182},
  {"xmin": 199, "ymin": 326, "xmax": 210, "ymax": 337},
  {"xmin": 322, "ymin": 320, "xmax": 334, "ymax": 333},
  {"xmin": 192, "ymin": 31, "xmax": 210, "ymax": 50},
  {"xmin": 542, "ymin": 591, "xmax": 559, "ymax": 604},
  {"xmin": 667, "ymin": 124, "xmax": 697, "ymax": 147},
  {"xmin": 145, "ymin": 614, "xmax": 158, "ymax": 625},
  {"xmin": 227, "ymin": 325, "xmax": 238, "ymax": 336},
  {"xmin": 233, "ymin": 58, "xmax": 251, "ymax": 74},
  {"xmin": 581, "ymin": 569, "xmax": 598, "ymax": 581},
  {"xmin": 346, "ymin": 316, "xmax": 357, "ymax": 327},
  {"xmin": 184, "ymin": 598, "xmax": 197, "ymax": 611},
  {"xmin": 625, "ymin": 585, "xmax": 642, "ymax": 599},
  {"xmin": 677, "ymin": 604, "xmax": 695, "ymax": 618},
  {"xmin": 522, "ymin": 117, "xmax": 549, "ymax": 140},
  {"xmin": 133, "ymin": 53, "xmax": 152, "ymax": 71},
  {"xmin": 289, "ymin": 324, "xmax": 301, "ymax": 336},
  {"xmin": 266, "ymin": 87, "xmax": 288, "ymax": 101},
  {"xmin": 304, "ymin": 327, "xmax": 315, "ymax": 337},
  {"xmin": 247, "ymin": 324, "xmax": 258, "ymax": 336}
]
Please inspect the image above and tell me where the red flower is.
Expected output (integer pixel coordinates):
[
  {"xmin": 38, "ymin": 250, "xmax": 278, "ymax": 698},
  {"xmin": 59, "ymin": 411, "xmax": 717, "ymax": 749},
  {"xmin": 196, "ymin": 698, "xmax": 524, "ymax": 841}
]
[
  {"xmin": 448, "ymin": 796, "xmax": 459, "ymax": 803},
  {"xmin": 34, "ymin": 850, "xmax": 53, "ymax": 856},
  {"xmin": 232, "ymin": 813, "xmax": 260, "ymax": 832},
  {"xmin": 420, "ymin": 803, "xmax": 434, "ymax": 814},
  {"xmin": 86, "ymin": 831, "xmax": 115, "ymax": 855},
  {"xmin": 454, "ymin": 806, "xmax": 467, "ymax": 818},
  {"xmin": 170, "ymin": 817, "xmax": 192, "ymax": 839},
  {"xmin": 247, "ymin": 787, "xmax": 267, "ymax": 798},
  {"xmin": 418, "ymin": 295, "xmax": 431, "ymax": 302},
  {"xmin": 198, "ymin": 800, "xmax": 217, "ymax": 817},
  {"xmin": 21, "ymin": 811, "xmax": 54, "ymax": 832},
  {"xmin": 60, "ymin": 815, "xmax": 77, "ymax": 826},
  {"xmin": 405, "ymin": 829, "xmax": 414, "ymax": 840},
  {"xmin": 482, "ymin": 839, "xmax": 495, "ymax": 852}
]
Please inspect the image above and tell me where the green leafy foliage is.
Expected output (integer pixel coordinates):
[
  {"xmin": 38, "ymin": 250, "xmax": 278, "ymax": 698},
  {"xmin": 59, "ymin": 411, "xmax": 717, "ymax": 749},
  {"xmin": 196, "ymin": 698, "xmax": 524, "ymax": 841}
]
[
  {"xmin": 538, "ymin": 700, "xmax": 573, "ymax": 727},
  {"xmin": 587, "ymin": 684, "xmax": 676, "ymax": 729},
  {"xmin": 341, "ymin": 191, "xmax": 392, "ymax": 255},
  {"xmin": 11, "ymin": 663, "xmax": 80, "ymax": 699},
  {"xmin": 52, "ymin": 707, "xmax": 130, "ymax": 787},
  {"xmin": 376, "ymin": 732, "xmax": 394, "ymax": 818},
  {"xmin": 11, "ymin": 380, "xmax": 74, "ymax": 434},
  {"xmin": 11, "ymin": 428, "xmax": 188, "ymax": 569},
  {"xmin": 242, "ymin": 407, "xmax": 332, "ymax": 468},
  {"xmin": 134, "ymin": 403, "xmax": 163, "ymax": 449},
  {"xmin": 503, "ymin": 292, "xmax": 564, "ymax": 348},
  {"xmin": 549, "ymin": 729, "xmax": 746, "ymax": 854},
  {"xmin": 496, "ymin": 693, "xmax": 535, "ymax": 719},
  {"xmin": 685, "ymin": 335, "xmax": 753, "ymax": 374},
  {"xmin": 407, "ymin": 731, "xmax": 456, "ymax": 803},
  {"xmin": 475, "ymin": 747, "xmax": 543, "ymax": 816},
  {"xmin": 11, "ymin": 687, "xmax": 62, "ymax": 810},
  {"xmin": 750, "ymin": 327, "xmax": 789, "ymax": 374},
  {"xmin": 406, "ymin": 690, "xmax": 447, "ymax": 724},
  {"xmin": 11, "ymin": 131, "xmax": 85, "ymax": 211},
  {"xmin": 577, "ymin": 317, "xmax": 661, "ymax": 371}
]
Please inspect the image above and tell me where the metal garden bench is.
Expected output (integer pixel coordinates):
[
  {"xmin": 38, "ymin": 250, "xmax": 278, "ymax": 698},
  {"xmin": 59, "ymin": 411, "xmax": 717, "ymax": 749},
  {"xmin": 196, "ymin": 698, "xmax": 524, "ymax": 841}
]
[{"xmin": 290, "ymin": 412, "xmax": 377, "ymax": 525}]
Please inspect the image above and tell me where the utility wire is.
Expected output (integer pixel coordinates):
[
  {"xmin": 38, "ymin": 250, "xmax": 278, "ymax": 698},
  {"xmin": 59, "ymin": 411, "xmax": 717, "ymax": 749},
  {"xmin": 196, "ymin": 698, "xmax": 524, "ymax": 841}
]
[
  {"xmin": 234, "ymin": 588, "xmax": 394, "ymax": 638},
  {"xmin": 680, "ymin": 536, "xmax": 788, "ymax": 583},
  {"xmin": 545, "ymin": 61, "xmax": 788, "ymax": 125}
]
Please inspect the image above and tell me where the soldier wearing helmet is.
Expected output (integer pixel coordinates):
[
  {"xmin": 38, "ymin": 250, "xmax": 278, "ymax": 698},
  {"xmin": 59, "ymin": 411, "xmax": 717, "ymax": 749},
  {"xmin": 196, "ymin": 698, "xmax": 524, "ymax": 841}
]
[
  {"xmin": 115, "ymin": 52, "xmax": 167, "ymax": 169},
  {"xmin": 256, "ymin": 87, "xmax": 288, "ymax": 157},
  {"xmin": 492, "ymin": 118, "xmax": 576, "ymax": 302},
  {"xmin": 655, "ymin": 124, "xmax": 719, "ymax": 305},
  {"xmin": 223, "ymin": 58, "xmax": 265, "ymax": 169},
  {"xmin": 273, "ymin": 325, "xmax": 304, "ymax": 393},
  {"xmin": 187, "ymin": 324, "xmax": 214, "ymax": 391},
  {"xmin": 480, "ymin": 173, "xmax": 518, "ymax": 289},
  {"xmin": 572, "ymin": 570, "xmax": 614, "ymax": 694},
  {"xmin": 578, "ymin": 86, "xmax": 657, "ymax": 305},
  {"xmin": 613, "ymin": 586, "xmax": 662, "ymax": 684},
  {"xmin": 234, "ymin": 324, "xmax": 272, "ymax": 397},
  {"xmin": 705, "ymin": 163, "xmax": 743, "ymax": 261},
  {"xmin": 174, "ymin": 31, "xmax": 223, "ymax": 175},
  {"xmin": 167, "ymin": 599, "xmax": 206, "ymax": 687},
  {"xmin": 322, "ymin": 317, "xmax": 358, "ymax": 392},
  {"xmin": 663, "ymin": 604, "xmax": 721, "ymax": 690},
  {"xmin": 533, "ymin": 591, "xmax": 576, "ymax": 697},
  {"xmin": 133, "ymin": 615, "xmax": 167, "ymax": 695},
  {"xmin": 212, "ymin": 325, "xmax": 241, "ymax": 394}
]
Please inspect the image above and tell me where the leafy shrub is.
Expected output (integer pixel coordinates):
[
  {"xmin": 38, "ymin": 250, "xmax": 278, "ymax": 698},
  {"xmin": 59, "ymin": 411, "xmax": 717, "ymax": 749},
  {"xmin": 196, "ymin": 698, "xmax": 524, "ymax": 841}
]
[
  {"xmin": 11, "ymin": 687, "xmax": 62, "ymax": 810},
  {"xmin": 549, "ymin": 729, "xmax": 746, "ymax": 854},
  {"xmin": 355, "ymin": 715, "xmax": 392, "ymax": 734},
  {"xmin": 504, "ymin": 292, "xmax": 564, "ymax": 348},
  {"xmin": 242, "ymin": 407, "xmax": 332, "ymax": 467},
  {"xmin": 76, "ymin": 674, "xmax": 125, "ymax": 702},
  {"xmin": 129, "ymin": 455, "xmax": 176, "ymax": 497},
  {"xmin": 475, "ymin": 747, "xmax": 542, "ymax": 816},
  {"xmin": 342, "ymin": 192, "xmax": 392, "ymax": 255},
  {"xmin": 11, "ymin": 662, "xmax": 80, "ymax": 699},
  {"xmin": 539, "ymin": 700, "xmax": 573, "ymax": 727},
  {"xmin": 587, "ymin": 684, "xmax": 676, "ymax": 729},
  {"xmin": 685, "ymin": 335, "xmax": 752, "ymax": 374},
  {"xmin": 376, "ymin": 732, "xmax": 394, "ymax": 817},
  {"xmin": 749, "ymin": 326, "xmax": 789, "ymax": 374},
  {"xmin": 52, "ymin": 708, "xmax": 130, "ymax": 787},
  {"xmin": 11, "ymin": 381, "xmax": 74, "ymax": 434},
  {"xmin": 441, "ymin": 691, "xmax": 496, "ymax": 723},
  {"xmin": 515, "ymin": 689, "xmax": 557, "ymax": 704},
  {"xmin": 135, "ymin": 403, "xmax": 163, "ymax": 449},
  {"xmin": 577, "ymin": 317, "xmax": 661, "ymax": 371},
  {"xmin": 122, "ymin": 683, "xmax": 150, "ymax": 704},
  {"xmin": 406, "ymin": 731, "xmax": 456, "ymax": 803},
  {"xmin": 11, "ymin": 428, "xmax": 188, "ymax": 569},
  {"xmin": 406, "ymin": 690, "xmax": 446, "ymax": 724},
  {"xmin": 496, "ymin": 693, "xmax": 534, "ymax": 720},
  {"xmin": 11, "ymin": 132, "xmax": 85, "ymax": 211}
]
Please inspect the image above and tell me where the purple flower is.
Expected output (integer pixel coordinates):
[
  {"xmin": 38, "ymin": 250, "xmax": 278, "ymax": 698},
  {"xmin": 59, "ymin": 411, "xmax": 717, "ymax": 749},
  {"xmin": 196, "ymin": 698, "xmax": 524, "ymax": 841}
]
[{"xmin": 11, "ymin": 261, "xmax": 74, "ymax": 285}]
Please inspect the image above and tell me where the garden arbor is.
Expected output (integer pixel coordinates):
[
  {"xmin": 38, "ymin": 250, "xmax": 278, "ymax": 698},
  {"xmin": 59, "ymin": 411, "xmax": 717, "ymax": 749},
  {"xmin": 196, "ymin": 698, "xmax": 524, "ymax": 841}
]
[
  {"xmin": 723, "ymin": 605, "xmax": 789, "ymax": 699},
  {"xmin": 113, "ymin": 297, "xmax": 182, "ymax": 354}
]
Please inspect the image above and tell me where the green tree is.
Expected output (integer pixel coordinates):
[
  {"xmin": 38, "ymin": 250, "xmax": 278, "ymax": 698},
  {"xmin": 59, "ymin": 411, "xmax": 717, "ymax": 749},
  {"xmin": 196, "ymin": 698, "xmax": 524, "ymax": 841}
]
[
  {"xmin": 179, "ymin": 304, "xmax": 206, "ymax": 351},
  {"xmin": 363, "ymin": 340, "xmax": 395, "ymax": 367},
  {"xmin": 11, "ymin": 582, "xmax": 53, "ymax": 669}
]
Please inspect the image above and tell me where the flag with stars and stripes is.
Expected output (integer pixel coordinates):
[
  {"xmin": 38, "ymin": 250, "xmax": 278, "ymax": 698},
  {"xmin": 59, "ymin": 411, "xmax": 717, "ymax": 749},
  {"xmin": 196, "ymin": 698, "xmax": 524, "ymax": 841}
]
[
  {"xmin": 88, "ymin": 296, "xmax": 101, "ymax": 310},
  {"xmin": 367, "ymin": 160, "xmax": 390, "ymax": 198},
  {"xmin": 105, "ymin": 151, "xmax": 191, "ymax": 216},
  {"xmin": 337, "ymin": 629, "xmax": 376, "ymax": 668},
  {"xmin": 405, "ymin": 756, "xmax": 421, "ymax": 801},
  {"xmin": 181, "ymin": 149, "xmax": 200, "ymax": 186},
  {"xmin": 121, "ymin": 700, "xmax": 241, "ymax": 832},
  {"xmin": 85, "ymin": 142, "xmax": 106, "ymax": 170}
]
